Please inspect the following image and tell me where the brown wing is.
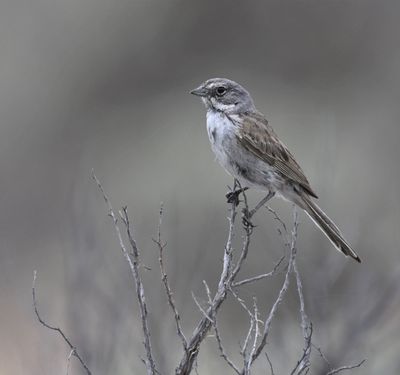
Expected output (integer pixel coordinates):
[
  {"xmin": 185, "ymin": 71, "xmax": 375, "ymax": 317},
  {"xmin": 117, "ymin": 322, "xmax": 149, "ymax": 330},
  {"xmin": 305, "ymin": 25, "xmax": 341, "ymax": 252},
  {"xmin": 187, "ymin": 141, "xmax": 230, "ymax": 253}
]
[{"xmin": 233, "ymin": 111, "xmax": 318, "ymax": 198}]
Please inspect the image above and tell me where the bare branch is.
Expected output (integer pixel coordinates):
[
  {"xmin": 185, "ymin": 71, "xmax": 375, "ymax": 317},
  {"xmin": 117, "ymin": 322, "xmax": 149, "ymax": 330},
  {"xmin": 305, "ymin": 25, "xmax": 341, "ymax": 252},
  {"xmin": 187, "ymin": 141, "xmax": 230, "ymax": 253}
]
[
  {"xmin": 202, "ymin": 279, "xmax": 243, "ymax": 375},
  {"xmin": 265, "ymin": 352, "xmax": 275, "ymax": 375},
  {"xmin": 293, "ymin": 258, "xmax": 309, "ymax": 340},
  {"xmin": 326, "ymin": 360, "xmax": 366, "ymax": 375},
  {"xmin": 213, "ymin": 315, "xmax": 241, "ymax": 374},
  {"xmin": 191, "ymin": 292, "xmax": 214, "ymax": 323},
  {"xmin": 92, "ymin": 173, "xmax": 362, "ymax": 375},
  {"xmin": 202, "ymin": 280, "xmax": 213, "ymax": 304},
  {"xmin": 266, "ymin": 206, "xmax": 291, "ymax": 247},
  {"xmin": 245, "ymin": 297, "xmax": 260, "ymax": 374},
  {"xmin": 313, "ymin": 343, "xmax": 332, "ymax": 369},
  {"xmin": 154, "ymin": 203, "xmax": 188, "ymax": 351},
  {"xmin": 247, "ymin": 209, "xmax": 299, "ymax": 369},
  {"xmin": 66, "ymin": 349, "xmax": 75, "ymax": 375},
  {"xmin": 313, "ymin": 343, "xmax": 365, "ymax": 375},
  {"xmin": 292, "ymin": 257, "xmax": 312, "ymax": 374},
  {"xmin": 176, "ymin": 180, "xmax": 255, "ymax": 375},
  {"xmin": 32, "ymin": 271, "xmax": 92, "ymax": 375},
  {"xmin": 290, "ymin": 324, "xmax": 313, "ymax": 375},
  {"xmin": 92, "ymin": 171, "xmax": 156, "ymax": 375},
  {"xmin": 232, "ymin": 255, "xmax": 285, "ymax": 287},
  {"xmin": 266, "ymin": 206, "xmax": 289, "ymax": 236},
  {"xmin": 230, "ymin": 288, "xmax": 255, "ymax": 358}
]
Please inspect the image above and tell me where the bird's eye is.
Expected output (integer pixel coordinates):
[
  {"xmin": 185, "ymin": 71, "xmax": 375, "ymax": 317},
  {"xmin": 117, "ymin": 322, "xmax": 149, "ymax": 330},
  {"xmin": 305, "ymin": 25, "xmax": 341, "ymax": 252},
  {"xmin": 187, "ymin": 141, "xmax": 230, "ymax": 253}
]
[{"xmin": 215, "ymin": 86, "xmax": 227, "ymax": 96}]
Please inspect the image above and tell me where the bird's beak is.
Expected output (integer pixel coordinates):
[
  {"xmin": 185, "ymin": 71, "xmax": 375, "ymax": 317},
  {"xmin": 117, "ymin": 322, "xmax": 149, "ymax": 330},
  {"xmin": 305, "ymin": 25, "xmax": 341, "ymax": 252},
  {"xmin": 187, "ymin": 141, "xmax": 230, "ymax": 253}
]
[{"xmin": 190, "ymin": 85, "xmax": 208, "ymax": 97}]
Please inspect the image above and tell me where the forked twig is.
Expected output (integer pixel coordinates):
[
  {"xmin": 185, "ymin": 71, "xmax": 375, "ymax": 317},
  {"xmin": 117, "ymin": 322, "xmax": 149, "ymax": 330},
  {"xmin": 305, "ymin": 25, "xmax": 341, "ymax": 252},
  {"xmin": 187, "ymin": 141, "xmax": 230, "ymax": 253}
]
[
  {"xmin": 176, "ymin": 180, "xmax": 254, "ymax": 375},
  {"xmin": 245, "ymin": 297, "xmax": 260, "ymax": 374},
  {"xmin": 213, "ymin": 315, "xmax": 241, "ymax": 374},
  {"xmin": 32, "ymin": 271, "xmax": 92, "ymax": 375},
  {"xmin": 230, "ymin": 287, "xmax": 255, "ymax": 358},
  {"xmin": 92, "ymin": 171, "xmax": 156, "ymax": 375},
  {"xmin": 232, "ymin": 255, "xmax": 285, "ymax": 287},
  {"xmin": 292, "ymin": 256, "xmax": 312, "ymax": 374},
  {"xmin": 314, "ymin": 343, "xmax": 365, "ymax": 375},
  {"xmin": 191, "ymin": 292, "xmax": 214, "ymax": 323},
  {"xmin": 90, "ymin": 173, "xmax": 364, "ymax": 375},
  {"xmin": 326, "ymin": 360, "xmax": 366, "ymax": 375},
  {"xmin": 246, "ymin": 209, "xmax": 299, "ymax": 369},
  {"xmin": 153, "ymin": 203, "xmax": 188, "ymax": 352},
  {"xmin": 290, "ymin": 324, "xmax": 313, "ymax": 375}
]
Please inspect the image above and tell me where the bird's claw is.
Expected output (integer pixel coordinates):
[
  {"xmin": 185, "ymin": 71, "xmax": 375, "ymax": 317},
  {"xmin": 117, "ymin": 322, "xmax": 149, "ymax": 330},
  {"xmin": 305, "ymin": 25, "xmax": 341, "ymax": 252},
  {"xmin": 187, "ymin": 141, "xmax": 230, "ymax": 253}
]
[{"xmin": 225, "ymin": 187, "xmax": 248, "ymax": 207}]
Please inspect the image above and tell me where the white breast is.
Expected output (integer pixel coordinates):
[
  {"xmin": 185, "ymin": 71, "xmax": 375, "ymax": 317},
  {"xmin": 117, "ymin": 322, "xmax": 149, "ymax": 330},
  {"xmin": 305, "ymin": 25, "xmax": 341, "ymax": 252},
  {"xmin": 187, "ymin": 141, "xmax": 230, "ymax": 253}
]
[{"xmin": 206, "ymin": 110, "xmax": 235, "ymax": 169}]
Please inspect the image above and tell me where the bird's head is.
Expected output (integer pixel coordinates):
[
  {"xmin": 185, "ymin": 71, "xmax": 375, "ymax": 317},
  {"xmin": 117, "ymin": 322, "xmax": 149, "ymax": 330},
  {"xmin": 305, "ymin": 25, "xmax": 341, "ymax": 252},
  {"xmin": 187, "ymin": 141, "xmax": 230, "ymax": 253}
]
[{"xmin": 190, "ymin": 78, "xmax": 255, "ymax": 114}]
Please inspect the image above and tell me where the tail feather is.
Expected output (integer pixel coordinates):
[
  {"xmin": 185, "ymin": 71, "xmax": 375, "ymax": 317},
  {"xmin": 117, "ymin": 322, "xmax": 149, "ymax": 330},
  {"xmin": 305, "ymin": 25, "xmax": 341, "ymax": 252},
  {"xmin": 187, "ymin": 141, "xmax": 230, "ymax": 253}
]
[{"xmin": 298, "ymin": 195, "xmax": 361, "ymax": 263}]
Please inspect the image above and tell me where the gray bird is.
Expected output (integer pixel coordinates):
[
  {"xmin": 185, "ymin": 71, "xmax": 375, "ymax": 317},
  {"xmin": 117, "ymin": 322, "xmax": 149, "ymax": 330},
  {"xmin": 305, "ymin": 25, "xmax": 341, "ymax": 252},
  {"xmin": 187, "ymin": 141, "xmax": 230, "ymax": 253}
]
[{"xmin": 191, "ymin": 78, "xmax": 360, "ymax": 263}]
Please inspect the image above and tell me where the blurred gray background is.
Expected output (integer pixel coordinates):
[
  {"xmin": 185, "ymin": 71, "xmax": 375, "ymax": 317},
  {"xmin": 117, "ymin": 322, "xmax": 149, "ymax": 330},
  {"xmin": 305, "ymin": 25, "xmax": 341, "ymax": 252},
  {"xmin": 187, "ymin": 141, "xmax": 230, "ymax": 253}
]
[{"xmin": 1, "ymin": 0, "xmax": 400, "ymax": 374}]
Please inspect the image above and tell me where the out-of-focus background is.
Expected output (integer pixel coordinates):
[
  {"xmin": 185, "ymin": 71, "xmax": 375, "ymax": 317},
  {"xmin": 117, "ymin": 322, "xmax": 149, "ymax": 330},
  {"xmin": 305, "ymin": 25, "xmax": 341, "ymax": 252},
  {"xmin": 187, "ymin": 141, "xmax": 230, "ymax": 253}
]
[{"xmin": 1, "ymin": 0, "xmax": 400, "ymax": 374}]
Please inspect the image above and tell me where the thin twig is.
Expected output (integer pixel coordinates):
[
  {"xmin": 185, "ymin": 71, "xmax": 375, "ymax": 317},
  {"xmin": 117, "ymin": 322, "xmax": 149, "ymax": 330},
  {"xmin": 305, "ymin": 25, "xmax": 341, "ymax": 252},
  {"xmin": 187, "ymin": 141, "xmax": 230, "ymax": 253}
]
[
  {"xmin": 201, "ymin": 279, "xmax": 240, "ymax": 373},
  {"xmin": 292, "ymin": 256, "xmax": 312, "ymax": 374},
  {"xmin": 230, "ymin": 288, "xmax": 255, "ymax": 358},
  {"xmin": 266, "ymin": 206, "xmax": 290, "ymax": 247},
  {"xmin": 326, "ymin": 360, "xmax": 366, "ymax": 375},
  {"xmin": 293, "ymin": 258, "xmax": 309, "ymax": 340},
  {"xmin": 191, "ymin": 292, "xmax": 214, "ymax": 323},
  {"xmin": 245, "ymin": 297, "xmax": 260, "ymax": 374},
  {"xmin": 92, "ymin": 171, "xmax": 156, "ymax": 375},
  {"xmin": 266, "ymin": 206, "xmax": 288, "ymax": 235},
  {"xmin": 32, "ymin": 271, "xmax": 92, "ymax": 375},
  {"xmin": 247, "ymin": 209, "xmax": 299, "ymax": 369},
  {"xmin": 66, "ymin": 349, "xmax": 75, "ymax": 375},
  {"xmin": 176, "ymin": 180, "xmax": 255, "ymax": 375},
  {"xmin": 290, "ymin": 324, "xmax": 313, "ymax": 375},
  {"xmin": 154, "ymin": 203, "xmax": 188, "ymax": 351},
  {"xmin": 213, "ymin": 315, "xmax": 241, "ymax": 374},
  {"xmin": 265, "ymin": 352, "xmax": 275, "ymax": 375},
  {"xmin": 232, "ymin": 255, "xmax": 285, "ymax": 287},
  {"xmin": 203, "ymin": 280, "xmax": 212, "ymax": 304},
  {"xmin": 313, "ymin": 343, "xmax": 365, "ymax": 375},
  {"xmin": 313, "ymin": 344, "xmax": 332, "ymax": 369}
]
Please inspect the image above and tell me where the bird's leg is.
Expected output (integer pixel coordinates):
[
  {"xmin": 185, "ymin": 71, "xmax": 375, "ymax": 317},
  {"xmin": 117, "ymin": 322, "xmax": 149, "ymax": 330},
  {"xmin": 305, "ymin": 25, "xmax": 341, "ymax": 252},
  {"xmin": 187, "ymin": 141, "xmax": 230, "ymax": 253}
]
[
  {"xmin": 225, "ymin": 180, "xmax": 249, "ymax": 207},
  {"xmin": 242, "ymin": 191, "xmax": 275, "ymax": 226},
  {"xmin": 250, "ymin": 191, "xmax": 276, "ymax": 217}
]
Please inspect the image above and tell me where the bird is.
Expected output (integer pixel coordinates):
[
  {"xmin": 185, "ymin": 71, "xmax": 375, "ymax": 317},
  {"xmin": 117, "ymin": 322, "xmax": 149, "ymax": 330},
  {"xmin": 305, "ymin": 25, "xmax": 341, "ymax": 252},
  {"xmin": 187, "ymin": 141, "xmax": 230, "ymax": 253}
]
[{"xmin": 190, "ymin": 78, "xmax": 360, "ymax": 263}]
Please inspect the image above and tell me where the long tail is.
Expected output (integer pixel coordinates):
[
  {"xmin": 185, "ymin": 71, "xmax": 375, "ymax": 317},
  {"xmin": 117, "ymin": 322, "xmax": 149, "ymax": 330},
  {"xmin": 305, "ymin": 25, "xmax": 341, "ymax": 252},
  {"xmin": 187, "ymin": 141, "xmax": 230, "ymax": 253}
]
[{"xmin": 297, "ymin": 194, "xmax": 361, "ymax": 263}]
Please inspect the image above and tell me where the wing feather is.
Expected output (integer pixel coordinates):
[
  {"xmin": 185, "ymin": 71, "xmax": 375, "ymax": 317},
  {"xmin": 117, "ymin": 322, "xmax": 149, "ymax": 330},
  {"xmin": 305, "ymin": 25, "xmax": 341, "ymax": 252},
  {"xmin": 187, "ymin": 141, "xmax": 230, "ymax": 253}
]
[{"xmin": 233, "ymin": 111, "xmax": 318, "ymax": 198}]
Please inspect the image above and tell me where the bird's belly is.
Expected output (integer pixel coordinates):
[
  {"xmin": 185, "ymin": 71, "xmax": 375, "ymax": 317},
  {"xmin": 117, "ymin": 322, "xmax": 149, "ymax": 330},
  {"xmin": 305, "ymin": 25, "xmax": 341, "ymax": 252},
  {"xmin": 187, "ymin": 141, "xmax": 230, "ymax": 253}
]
[{"xmin": 206, "ymin": 111, "xmax": 284, "ymax": 192}]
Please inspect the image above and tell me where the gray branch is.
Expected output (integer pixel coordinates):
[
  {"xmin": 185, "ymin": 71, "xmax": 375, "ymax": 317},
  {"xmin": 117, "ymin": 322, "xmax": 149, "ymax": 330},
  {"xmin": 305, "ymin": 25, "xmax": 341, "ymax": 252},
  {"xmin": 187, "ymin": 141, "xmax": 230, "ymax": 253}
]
[
  {"xmin": 326, "ymin": 360, "xmax": 366, "ymax": 375},
  {"xmin": 212, "ymin": 314, "xmax": 241, "ymax": 374},
  {"xmin": 314, "ymin": 343, "xmax": 366, "ymax": 375},
  {"xmin": 154, "ymin": 203, "xmax": 188, "ymax": 352},
  {"xmin": 265, "ymin": 352, "xmax": 275, "ymax": 375},
  {"xmin": 292, "ymin": 257, "xmax": 312, "ymax": 374},
  {"xmin": 232, "ymin": 255, "xmax": 285, "ymax": 287},
  {"xmin": 90, "ymin": 173, "xmax": 364, "ymax": 375},
  {"xmin": 32, "ymin": 270, "xmax": 92, "ymax": 375},
  {"xmin": 176, "ymin": 180, "xmax": 254, "ymax": 375},
  {"xmin": 34, "ymin": 171, "xmax": 366, "ymax": 375},
  {"xmin": 92, "ymin": 171, "xmax": 156, "ymax": 375},
  {"xmin": 245, "ymin": 209, "xmax": 299, "ymax": 370}
]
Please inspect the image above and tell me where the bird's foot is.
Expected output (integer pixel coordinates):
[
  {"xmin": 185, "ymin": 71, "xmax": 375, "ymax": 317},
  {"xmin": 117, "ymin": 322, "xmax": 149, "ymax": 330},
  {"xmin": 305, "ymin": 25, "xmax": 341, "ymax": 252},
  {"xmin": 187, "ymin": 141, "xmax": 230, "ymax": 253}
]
[
  {"xmin": 225, "ymin": 187, "xmax": 249, "ymax": 207},
  {"xmin": 241, "ymin": 207, "xmax": 256, "ymax": 228}
]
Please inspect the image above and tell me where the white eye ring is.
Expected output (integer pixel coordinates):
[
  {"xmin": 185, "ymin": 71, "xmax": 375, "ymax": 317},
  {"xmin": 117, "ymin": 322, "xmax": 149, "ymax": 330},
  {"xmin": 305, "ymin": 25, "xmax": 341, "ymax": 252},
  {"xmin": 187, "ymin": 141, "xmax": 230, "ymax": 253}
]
[{"xmin": 215, "ymin": 86, "xmax": 227, "ymax": 96}]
